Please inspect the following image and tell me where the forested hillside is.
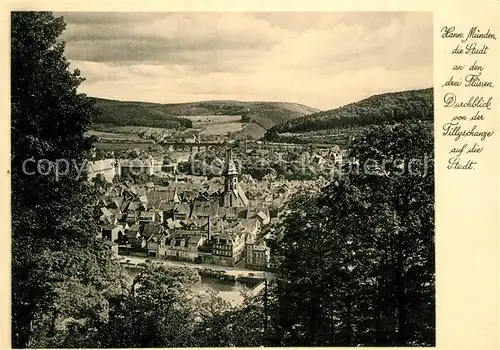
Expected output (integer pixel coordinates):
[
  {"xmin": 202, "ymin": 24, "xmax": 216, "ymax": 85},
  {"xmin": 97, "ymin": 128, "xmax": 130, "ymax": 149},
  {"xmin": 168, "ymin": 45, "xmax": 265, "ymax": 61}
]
[
  {"xmin": 266, "ymin": 88, "xmax": 433, "ymax": 139},
  {"xmin": 91, "ymin": 98, "xmax": 193, "ymax": 129},
  {"xmin": 91, "ymin": 97, "xmax": 318, "ymax": 134},
  {"xmin": 240, "ymin": 101, "xmax": 320, "ymax": 129}
]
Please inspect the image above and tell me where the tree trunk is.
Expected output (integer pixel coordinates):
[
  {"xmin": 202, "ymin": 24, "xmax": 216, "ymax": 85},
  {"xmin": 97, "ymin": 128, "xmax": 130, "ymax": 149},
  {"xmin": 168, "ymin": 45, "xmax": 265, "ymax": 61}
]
[
  {"xmin": 395, "ymin": 263, "xmax": 407, "ymax": 345},
  {"xmin": 346, "ymin": 294, "xmax": 353, "ymax": 346},
  {"xmin": 12, "ymin": 302, "xmax": 36, "ymax": 348},
  {"xmin": 394, "ymin": 164, "xmax": 410, "ymax": 345}
]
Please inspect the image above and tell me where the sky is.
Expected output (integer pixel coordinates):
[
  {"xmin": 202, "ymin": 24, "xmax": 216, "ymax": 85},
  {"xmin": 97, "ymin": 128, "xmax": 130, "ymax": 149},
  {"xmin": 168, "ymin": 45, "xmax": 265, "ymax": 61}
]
[{"xmin": 58, "ymin": 12, "xmax": 433, "ymax": 110}]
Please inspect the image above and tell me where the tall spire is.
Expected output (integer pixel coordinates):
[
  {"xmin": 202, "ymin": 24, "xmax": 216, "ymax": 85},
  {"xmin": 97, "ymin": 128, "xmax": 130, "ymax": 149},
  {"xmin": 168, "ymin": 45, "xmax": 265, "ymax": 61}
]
[
  {"xmin": 222, "ymin": 148, "xmax": 248, "ymax": 207},
  {"xmin": 225, "ymin": 149, "xmax": 238, "ymax": 176}
]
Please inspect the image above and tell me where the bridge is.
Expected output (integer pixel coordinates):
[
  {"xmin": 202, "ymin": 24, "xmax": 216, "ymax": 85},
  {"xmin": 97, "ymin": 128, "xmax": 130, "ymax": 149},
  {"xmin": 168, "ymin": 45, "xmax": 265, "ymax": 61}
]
[
  {"xmin": 159, "ymin": 141, "xmax": 339, "ymax": 152},
  {"xmin": 264, "ymin": 142, "xmax": 339, "ymax": 150},
  {"xmin": 159, "ymin": 141, "xmax": 229, "ymax": 152}
]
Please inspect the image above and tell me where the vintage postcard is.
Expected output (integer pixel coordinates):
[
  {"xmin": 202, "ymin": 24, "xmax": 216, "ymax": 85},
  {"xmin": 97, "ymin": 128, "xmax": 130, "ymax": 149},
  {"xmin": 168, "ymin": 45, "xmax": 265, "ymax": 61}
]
[{"xmin": 2, "ymin": 1, "xmax": 498, "ymax": 349}]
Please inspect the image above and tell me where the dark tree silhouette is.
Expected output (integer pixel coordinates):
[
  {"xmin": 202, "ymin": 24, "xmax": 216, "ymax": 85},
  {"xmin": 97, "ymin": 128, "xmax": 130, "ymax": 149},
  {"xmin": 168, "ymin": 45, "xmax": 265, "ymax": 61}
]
[
  {"xmin": 11, "ymin": 12, "xmax": 126, "ymax": 348},
  {"xmin": 267, "ymin": 121, "xmax": 434, "ymax": 346}
]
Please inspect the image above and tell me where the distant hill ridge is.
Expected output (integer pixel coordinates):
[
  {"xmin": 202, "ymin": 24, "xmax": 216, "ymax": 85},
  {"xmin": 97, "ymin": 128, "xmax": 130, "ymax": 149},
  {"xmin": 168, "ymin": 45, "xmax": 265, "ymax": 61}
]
[
  {"xmin": 90, "ymin": 97, "xmax": 193, "ymax": 129},
  {"xmin": 90, "ymin": 97, "xmax": 320, "ymax": 132},
  {"xmin": 266, "ymin": 88, "xmax": 433, "ymax": 138}
]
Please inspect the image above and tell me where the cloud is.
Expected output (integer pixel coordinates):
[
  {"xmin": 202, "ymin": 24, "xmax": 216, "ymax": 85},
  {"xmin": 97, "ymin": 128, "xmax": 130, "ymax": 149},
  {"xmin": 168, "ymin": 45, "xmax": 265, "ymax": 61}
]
[
  {"xmin": 261, "ymin": 12, "xmax": 432, "ymax": 73},
  {"xmin": 57, "ymin": 12, "xmax": 172, "ymax": 25},
  {"xmin": 61, "ymin": 12, "xmax": 433, "ymax": 110},
  {"xmin": 60, "ymin": 12, "xmax": 289, "ymax": 62}
]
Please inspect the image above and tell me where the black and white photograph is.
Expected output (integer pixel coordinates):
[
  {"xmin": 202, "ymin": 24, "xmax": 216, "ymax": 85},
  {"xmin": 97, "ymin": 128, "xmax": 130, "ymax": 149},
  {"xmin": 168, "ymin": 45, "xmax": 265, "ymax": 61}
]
[{"xmin": 11, "ymin": 11, "xmax": 435, "ymax": 348}]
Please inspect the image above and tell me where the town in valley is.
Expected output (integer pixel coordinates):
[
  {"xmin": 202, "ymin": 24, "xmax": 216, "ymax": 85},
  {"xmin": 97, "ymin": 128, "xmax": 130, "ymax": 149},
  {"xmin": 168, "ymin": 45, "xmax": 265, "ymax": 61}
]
[
  {"xmin": 89, "ymin": 125, "xmax": 345, "ymax": 295},
  {"xmin": 12, "ymin": 11, "xmax": 436, "ymax": 348}
]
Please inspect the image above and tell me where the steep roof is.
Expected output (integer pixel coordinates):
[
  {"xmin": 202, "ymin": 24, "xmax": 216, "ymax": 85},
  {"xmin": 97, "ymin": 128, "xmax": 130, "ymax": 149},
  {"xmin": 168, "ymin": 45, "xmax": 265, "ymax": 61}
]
[
  {"xmin": 147, "ymin": 189, "xmax": 178, "ymax": 208},
  {"xmin": 158, "ymin": 202, "xmax": 176, "ymax": 212},
  {"xmin": 173, "ymin": 203, "xmax": 191, "ymax": 216},
  {"xmin": 237, "ymin": 184, "xmax": 249, "ymax": 206},
  {"xmin": 256, "ymin": 211, "xmax": 268, "ymax": 221},
  {"xmin": 216, "ymin": 231, "xmax": 234, "ymax": 244},
  {"xmin": 139, "ymin": 211, "xmax": 155, "ymax": 219},
  {"xmin": 142, "ymin": 222, "xmax": 163, "ymax": 238},
  {"xmin": 88, "ymin": 159, "xmax": 116, "ymax": 172},
  {"xmin": 191, "ymin": 200, "xmax": 219, "ymax": 218}
]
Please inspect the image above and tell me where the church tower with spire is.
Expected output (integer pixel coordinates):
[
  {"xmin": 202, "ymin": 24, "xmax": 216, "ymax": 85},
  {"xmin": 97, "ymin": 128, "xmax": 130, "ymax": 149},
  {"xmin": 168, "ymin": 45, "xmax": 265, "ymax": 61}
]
[
  {"xmin": 224, "ymin": 149, "xmax": 238, "ymax": 192},
  {"xmin": 223, "ymin": 149, "xmax": 249, "ymax": 207}
]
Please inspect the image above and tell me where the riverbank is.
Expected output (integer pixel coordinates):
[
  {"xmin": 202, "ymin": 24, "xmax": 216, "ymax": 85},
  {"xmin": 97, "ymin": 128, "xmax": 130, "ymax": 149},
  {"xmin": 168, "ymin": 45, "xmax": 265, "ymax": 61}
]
[
  {"xmin": 122, "ymin": 260, "xmax": 268, "ymax": 306},
  {"xmin": 119, "ymin": 254, "xmax": 276, "ymax": 281}
]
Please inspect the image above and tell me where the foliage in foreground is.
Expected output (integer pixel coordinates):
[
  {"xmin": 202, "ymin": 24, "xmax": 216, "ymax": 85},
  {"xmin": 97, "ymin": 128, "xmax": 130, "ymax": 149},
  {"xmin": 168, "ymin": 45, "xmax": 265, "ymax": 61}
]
[
  {"xmin": 11, "ymin": 11, "xmax": 129, "ymax": 348},
  {"xmin": 266, "ymin": 121, "xmax": 435, "ymax": 346}
]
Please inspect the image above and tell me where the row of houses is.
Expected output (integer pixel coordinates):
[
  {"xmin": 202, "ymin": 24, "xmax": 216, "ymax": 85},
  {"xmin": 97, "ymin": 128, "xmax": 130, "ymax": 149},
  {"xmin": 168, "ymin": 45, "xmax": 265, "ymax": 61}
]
[
  {"xmin": 101, "ymin": 217, "xmax": 268, "ymax": 268},
  {"xmin": 87, "ymin": 157, "xmax": 165, "ymax": 183}
]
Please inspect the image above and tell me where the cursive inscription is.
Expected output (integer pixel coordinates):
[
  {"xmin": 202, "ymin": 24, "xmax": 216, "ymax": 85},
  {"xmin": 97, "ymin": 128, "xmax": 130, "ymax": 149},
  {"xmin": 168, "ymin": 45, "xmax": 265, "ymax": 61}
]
[{"xmin": 441, "ymin": 25, "xmax": 496, "ymax": 170}]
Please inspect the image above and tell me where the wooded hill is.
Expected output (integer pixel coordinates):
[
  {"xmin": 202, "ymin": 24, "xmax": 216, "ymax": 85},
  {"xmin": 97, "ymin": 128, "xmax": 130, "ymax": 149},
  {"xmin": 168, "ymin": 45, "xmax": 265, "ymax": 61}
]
[
  {"xmin": 265, "ymin": 88, "xmax": 433, "ymax": 141},
  {"xmin": 91, "ymin": 97, "xmax": 319, "ymax": 133},
  {"xmin": 91, "ymin": 98, "xmax": 194, "ymax": 129}
]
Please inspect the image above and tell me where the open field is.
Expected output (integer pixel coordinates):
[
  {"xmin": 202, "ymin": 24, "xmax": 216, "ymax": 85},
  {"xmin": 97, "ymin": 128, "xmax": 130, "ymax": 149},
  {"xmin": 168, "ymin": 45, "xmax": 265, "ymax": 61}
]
[
  {"xmin": 180, "ymin": 114, "xmax": 245, "ymax": 135},
  {"xmin": 179, "ymin": 114, "xmax": 242, "ymax": 124},
  {"xmin": 91, "ymin": 97, "xmax": 318, "ymax": 136},
  {"xmin": 91, "ymin": 119, "xmax": 243, "ymax": 138},
  {"xmin": 233, "ymin": 123, "xmax": 267, "ymax": 140},
  {"xmin": 197, "ymin": 122, "xmax": 246, "ymax": 135}
]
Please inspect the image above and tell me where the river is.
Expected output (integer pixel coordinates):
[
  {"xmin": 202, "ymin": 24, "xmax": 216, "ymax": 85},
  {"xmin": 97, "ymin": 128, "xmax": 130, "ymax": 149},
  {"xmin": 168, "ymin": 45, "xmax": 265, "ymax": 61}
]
[{"xmin": 124, "ymin": 266, "xmax": 248, "ymax": 306}]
